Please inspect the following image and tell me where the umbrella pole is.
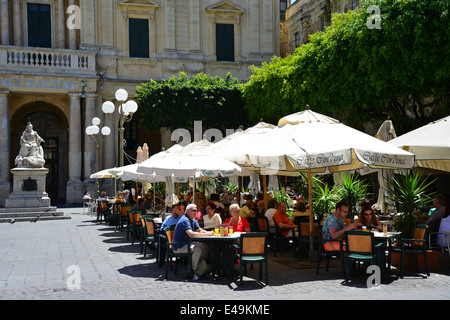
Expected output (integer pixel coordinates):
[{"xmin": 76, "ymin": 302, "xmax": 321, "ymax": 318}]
[
  {"xmin": 308, "ymin": 170, "xmax": 317, "ymax": 262},
  {"xmin": 263, "ymin": 175, "xmax": 268, "ymax": 212},
  {"xmin": 153, "ymin": 183, "xmax": 156, "ymax": 213}
]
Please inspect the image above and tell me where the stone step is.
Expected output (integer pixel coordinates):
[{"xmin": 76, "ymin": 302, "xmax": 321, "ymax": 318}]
[
  {"xmin": 0, "ymin": 206, "xmax": 59, "ymax": 214},
  {"xmin": 0, "ymin": 207, "xmax": 71, "ymax": 223}
]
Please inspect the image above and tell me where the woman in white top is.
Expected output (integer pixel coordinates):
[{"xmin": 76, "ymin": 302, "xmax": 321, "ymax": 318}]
[{"xmin": 202, "ymin": 201, "xmax": 222, "ymax": 230}]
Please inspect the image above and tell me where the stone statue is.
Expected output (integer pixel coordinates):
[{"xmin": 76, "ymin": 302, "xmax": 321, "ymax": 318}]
[{"xmin": 15, "ymin": 122, "xmax": 45, "ymax": 168}]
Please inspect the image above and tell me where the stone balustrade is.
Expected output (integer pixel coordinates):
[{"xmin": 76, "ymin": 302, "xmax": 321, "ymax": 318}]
[{"xmin": 0, "ymin": 46, "xmax": 97, "ymax": 76}]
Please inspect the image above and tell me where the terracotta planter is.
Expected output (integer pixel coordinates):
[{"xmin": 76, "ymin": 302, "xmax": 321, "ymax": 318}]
[{"xmin": 391, "ymin": 250, "xmax": 440, "ymax": 273}]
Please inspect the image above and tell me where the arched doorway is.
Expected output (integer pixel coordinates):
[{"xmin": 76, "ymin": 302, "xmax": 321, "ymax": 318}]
[{"xmin": 10, "ymin": 102, "xmax": 69, "ymax": 205}]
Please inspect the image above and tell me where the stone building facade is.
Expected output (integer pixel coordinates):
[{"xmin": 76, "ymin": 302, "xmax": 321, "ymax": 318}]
[
  {"xmin": 280, "ymin": 0, "xmax": 359, "ymax": 57},
  {"xmin": 0, "ymin": 0, "xmax": 280, "ymax": 205}
]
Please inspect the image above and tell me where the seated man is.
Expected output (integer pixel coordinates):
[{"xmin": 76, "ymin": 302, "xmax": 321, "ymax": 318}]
[
  {"xmin": 322, "ymin": 200, "xmax": 356, "ymax": 251},
  {"xmin": 172, "ymin": 203, "xmax": 215, "ymax": 279},
  {"xmin": 273, "ymin": 202, "xmax": 296, "ymax": 237},
  {"xmin": 161, "ymin": 203, "xmax": 183, "ymax": 230},
  {"xmin": 157, "ymin": 203, "xmax": 183, "ymax": 256}
]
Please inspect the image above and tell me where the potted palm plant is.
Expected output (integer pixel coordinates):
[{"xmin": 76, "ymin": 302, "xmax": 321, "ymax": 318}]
[
  {"xmin": 385, "ymin": 172, "xmax": 435, "ymax": 238},
  {"xmin": 313, "ymin": 182, "xmax": 338, "ymax": 222},
  {"xmin": 335, "ymin": 173, "xmax": 370, "ymax": 220},
  {"xmin": 385, "ymin": 172, "xmax": 439, "ymax": 272}
]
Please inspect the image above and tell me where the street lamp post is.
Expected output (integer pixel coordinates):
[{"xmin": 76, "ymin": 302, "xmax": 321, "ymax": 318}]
[
  {"xmin": 101, "ymin": 89, "xmax": 138, "ymax": 186},
  {"xmin": 85, "ymin": 117, "xmax": 111, "ymax": 198}
]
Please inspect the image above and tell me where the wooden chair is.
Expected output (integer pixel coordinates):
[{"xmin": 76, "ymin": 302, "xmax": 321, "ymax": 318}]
[
  {"xmin": 316, "ymin": 226, "xmax": 345, "ymax": 275},
  {"xmin": 140, "ymin": 216, "xmax": 156, "ymax": 258},
  {"xmin": 255, "ymin": 216, "xmax": 275, "ymax": 250},
  {"xmin": 164, "ymin": 227, "xmax": 192, "ymax": 279},
  {"xmin": 158, "ymin": 225, "xmax": 175, "ymax": 268},
  {"xmin": 97, "ymin": 200, "xmax": 110, "ymax": 223},
  {"xmin": 119, "ymin": 204, "xmax": 132, "ymax": 231},
  {"xmin": 235, "ymin": 232, "xmax": 269, "ymax": 286},
  {"xmin": 274, "ymin": 222, "xmax": 296, "ymax": 257},
  {"xmin": 391, "ymin": 224, "xmax": 430, "ymax": 278},
  {"xmin": 344, "ymin": 230, "xmax": 380, "ymax": 282},
  {"xmin": 296, "ymin": 220, "xmax": 318, "ymax": 259},
  {"xmin": 127, "ymin": 210, "xmax": 142, "ymax": 244},
  {"xmin": 110, "ymin": 202, "xmax": 123, "ymax": 228}
]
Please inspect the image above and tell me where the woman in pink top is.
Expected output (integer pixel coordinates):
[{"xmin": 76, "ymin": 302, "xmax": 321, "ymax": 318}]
[{"xmin": 224, "ymin": 204, "xmax": 251, "ymax": 233}]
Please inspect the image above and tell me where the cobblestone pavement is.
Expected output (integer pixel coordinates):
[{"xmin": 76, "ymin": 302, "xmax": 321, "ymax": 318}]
[{"xmin": 0, "ymin": 207, "xmax": 449, "ymax": 301}]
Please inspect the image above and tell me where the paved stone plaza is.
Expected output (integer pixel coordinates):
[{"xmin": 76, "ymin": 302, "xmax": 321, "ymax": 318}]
[{"xmin": 0, "ymin": 207, "xmax": 449, "ymax": 301}]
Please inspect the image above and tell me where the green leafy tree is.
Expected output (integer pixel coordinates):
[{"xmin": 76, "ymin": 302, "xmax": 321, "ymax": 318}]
[
  {"xmin": 136, "ymin": 72, "xmax": 248, "ymax": 133},
  {"xmin": 243, "ymin": 0, "xmax": 450, "ymax": 133}
]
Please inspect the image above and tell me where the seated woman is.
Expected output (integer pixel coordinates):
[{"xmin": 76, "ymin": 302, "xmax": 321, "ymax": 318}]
[
  {"xmin": 202, "ymin": 201, "xmax": 222, "ymax": 230},
  {"xmin": 114, "ymin": 191, "xmax": 126, "ymax": 203},
  {"xmin": 290, "ymin": 201, "xmax": 308, "ymax": 224},
  {"xmin": 224, "ymin": 204, "xmax": 251, "ymax": 233},
  {"xmin": 354, "ymin": 205, "xmax": 382, "ymax": 231}
]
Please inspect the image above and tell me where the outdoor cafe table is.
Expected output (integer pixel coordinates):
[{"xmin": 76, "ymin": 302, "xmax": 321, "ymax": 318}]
[
  {"xmin": 372, "ymin": 231, "xmax": 401, "ymax": 280},
  {"xmin": 193, "ymin": 232, "xmax": 242, "ymax": 279}
]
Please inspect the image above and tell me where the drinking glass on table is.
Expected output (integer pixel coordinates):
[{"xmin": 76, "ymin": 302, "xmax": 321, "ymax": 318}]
[
  {"xmin": 228, "ymin": 226, "xmax": 234, "ymax": 235},
  {"xmin": 214, "ymin": 227, "xmax": 219, "ymax": 236}
]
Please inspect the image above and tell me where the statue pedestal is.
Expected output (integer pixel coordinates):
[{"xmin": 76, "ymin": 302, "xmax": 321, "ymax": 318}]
[
  {"xmin": 5, "ymin": 168, "xmax": 51, "ymax": 208},
  {"xmin": 0, "ymin": 168, "xmax": 69, "ymax": 222}
]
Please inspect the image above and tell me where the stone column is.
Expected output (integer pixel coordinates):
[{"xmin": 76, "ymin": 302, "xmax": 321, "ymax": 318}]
[
  {"xmin": 68, "ymin": 0, "xmax": 77, "ymax": 49},
  {"xmin": 249, "ymin": 0, "xmax": 260, "ymax": 55},
  {"xmin": 164, "ymin": 0, "xmax": 176, "ymax": 51},
  {"xmin": 13, "ymin": 0, "xmax": 21, "ymax": 46},
  {"xmin": 0, "ymin": 90, "xmax": 10, "ymax": 206},
  {"xmin": 84, "ymin": 94, "xmax": 97, "ymax": 181},
  {"xmin": 208, "ymin": 15, "xmax": 216, "ymax": 60},
  {"xmin": 149, "ymin": 12, "xmax": 156, "ymax": 58},
  {"xmin": 262, "ymin": 0, "xmax": 274, "ymax": 55},
  {"xmin": 57, "ymin": 0, "xmax": 66, "ymax": 48},
  {"xmin": 189, "ymin": 0, "xmax": 201, "ymax": 52},
  {"xmin": 68, "ymin": 93, "xmax": 82, "ymax": 183},
  {"xmin": 80, "ymin": 0, "xmax": 96, "ymax": 49},
  {"xmin": 101, "ymin": 0, "xmax": 114, "ymax": 47},
  {"xmin": 1, "ymin": 0, "xmax": 10, "ymax": 45}
]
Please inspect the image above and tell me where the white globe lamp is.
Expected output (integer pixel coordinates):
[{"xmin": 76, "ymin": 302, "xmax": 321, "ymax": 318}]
[
  {"xmin": 102, "ymin": 101, "xmax": 115, "ymax": 114},
  {"xmin": 115, "ymin": 88, "xmax": 128, "ymax": 102}
]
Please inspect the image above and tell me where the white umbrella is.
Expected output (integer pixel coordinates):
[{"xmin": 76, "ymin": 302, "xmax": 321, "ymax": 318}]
[
  {"xmin": 197, "ymin": 121, "xmax": 278, "ymax": 208},
  {"xmin": 198, "ymin": 121, "xmax": 276, "ymax": 166},
  {"xmin": 177, "ymin": 139, "xmax": 214, "ymax": 155},
  {"xmin": 388, "ymin": 115, "xmax": 450, "ymax": 172},
  {"xmin": 90, "ymin": 168, "xmax": 118, "ymax": 179},
  {"xmin": 244, "ymin": 108, "xmax": 416, "ymax": 260},
  {"xmin": 137, "ymin": 154, "xmax": 251, "ymax": 178},
  {"xmin": 245, "ymin": 110, "xmax": 415, "ymax": 173}
]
